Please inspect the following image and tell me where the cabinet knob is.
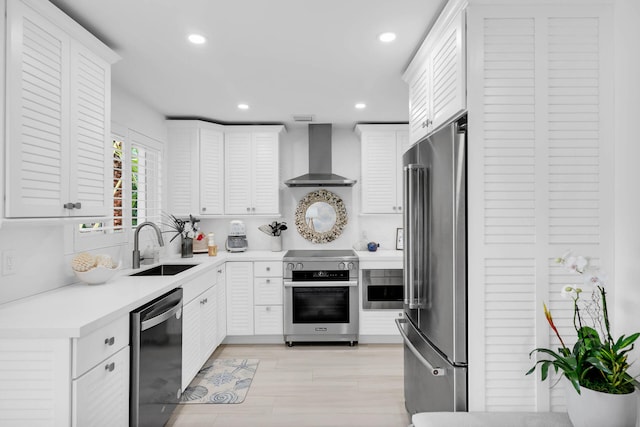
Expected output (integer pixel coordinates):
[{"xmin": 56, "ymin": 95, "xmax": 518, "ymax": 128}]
[
  {"xmin": 251, "ymin": 207, "xmax": 256, "ymax": 212},
  {"xmin": 217, "ymin": 269, "xmax": 222, "ymax": 273},
  {"xmin": 398, "ymin": 206, "xmax": 402, "ymax": 211},
  {"xmin": 266, "ymin": 306, "xmax": 271, "ymax": 312},
  {"xmin": 246, "ymin": 207, "xmax": 251, "ymax": 212},
  {"xmin": 266, "ymin": 279, "xmax": 271, "ymax": 284},
  {"xmin": 74, "ymin": 202, "xmax": 81, "ymax": 209},
  {"xmin": 105, "ymin": 362, "xmax": 115, "ymax": 372},
  {"xmin": 392, "ymin": 206, "xmax": 397, "ymax": 211},
  {"xmin": 266, "ymin": 267, "xmax": 271, "ymax": 272},
  {"xmin": 104, "ymin": 337, "xmax": 115, "ymax": 346},
  {"xmin": 202, "ymin": 207, "xmax": 207, "ymax": 212},
  {"xmin": 64, "ymin": 202, "xmax": 75, "ymax": 209}
]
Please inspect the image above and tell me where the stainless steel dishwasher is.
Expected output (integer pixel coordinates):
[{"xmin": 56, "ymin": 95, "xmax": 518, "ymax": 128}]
[{"xmin": 130, "ymin": 288, "xmax": 183, "ymax": 427}]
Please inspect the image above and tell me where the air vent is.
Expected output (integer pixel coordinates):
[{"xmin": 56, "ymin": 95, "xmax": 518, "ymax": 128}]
[{"xmin": 292, "ymin": 114, "xmax": 315, "ymax": 122}]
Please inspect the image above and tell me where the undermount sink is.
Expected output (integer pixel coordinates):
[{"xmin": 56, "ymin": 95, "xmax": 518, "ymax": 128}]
[{"xmin": 130, "ymin": 264, "xmax": 197, "ymax": 277}]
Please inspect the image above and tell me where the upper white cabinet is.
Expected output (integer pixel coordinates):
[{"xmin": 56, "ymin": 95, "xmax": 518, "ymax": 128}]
[
  {"xmin": 224, "ymin": 126, "xmax": 284, "ymax": 215},
  {"xmin": 403, "ymin": 5, "xmax": 466, "ymax": 144},
  {"xmin": 4, "ymin": 0, "xmax": 119, "ymax": 218},
  {"xmin": 167, "ymin": 120, "xmax": 224, "ymax": 216},
  {"xmin": 356, "ymin": 124, "xmax": 409, "ymax": 214}
]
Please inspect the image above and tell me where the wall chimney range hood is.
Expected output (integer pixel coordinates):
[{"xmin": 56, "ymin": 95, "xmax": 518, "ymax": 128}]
[{"xmin": 284, "ymin": 123, "xmax": 356, "ymax": 187}]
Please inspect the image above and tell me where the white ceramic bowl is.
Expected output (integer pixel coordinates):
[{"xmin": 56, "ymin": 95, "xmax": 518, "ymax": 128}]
[{"xmin": 73, "ymin": 265, "xmax": 119, "ymax": 285}]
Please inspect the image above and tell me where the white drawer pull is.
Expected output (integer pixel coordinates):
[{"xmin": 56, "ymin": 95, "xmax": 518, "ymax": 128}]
[
  {"xmin": 104, "ymin": 337, "xmax": 115, "ymax": 346},
  {"xmin": 105, "ymin": 362, "xmax": 115, "ymax": 372}
]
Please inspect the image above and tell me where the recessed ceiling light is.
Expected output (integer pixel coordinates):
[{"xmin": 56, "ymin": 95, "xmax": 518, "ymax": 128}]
[
  {"xmin": 188, "ymin": 34, "xmax": 206, "ymax": 44},
  {"xmin": 355, "ymin": 103, "xmax": 366, "ymax": 109},
  {"xmin": 238, "ymin": 103, "xmax": 249, "ymax": 110},
  {"xmin": 378, "ymin": 32, "xmax": 397, "ymax": 43}
]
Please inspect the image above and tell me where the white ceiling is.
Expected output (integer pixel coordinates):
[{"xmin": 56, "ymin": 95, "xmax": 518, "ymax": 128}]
[{"xmin": 50, "ymin": 0, "xmax": 446, "ymax": 128}]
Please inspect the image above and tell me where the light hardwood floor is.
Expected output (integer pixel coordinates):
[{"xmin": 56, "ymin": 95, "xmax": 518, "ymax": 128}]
[{"xmin": 167, "ymin": 343, "xmax": 410, "ymax": 427}]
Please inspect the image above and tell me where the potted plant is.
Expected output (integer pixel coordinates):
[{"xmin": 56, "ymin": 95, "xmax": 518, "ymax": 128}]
[
  {"xmin": 163, "ymin": 213, "xmax": 200, "ymax": 258},
  {"xmin": 527, "ymin": 251, "xmax": 639, "ymax": 427},
  {"xmin": 258, "ymin": 221, "xmax": 287, "ymax": 252}
]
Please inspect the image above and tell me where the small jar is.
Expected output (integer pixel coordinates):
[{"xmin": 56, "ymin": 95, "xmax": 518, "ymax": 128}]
[{"xmin": 208, "ymin": 233, "xmax": 218, "ymax": 256}]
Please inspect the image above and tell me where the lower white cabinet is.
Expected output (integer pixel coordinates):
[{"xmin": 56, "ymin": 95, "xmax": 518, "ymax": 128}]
[
  {"xmin": 254, "ymin": 305, "xmax": 283, "ymax": 335},
  {"xmin": 226, "ymin": 262, "xmax": 254, "ymax": 335},
  {"xmin": 72, "ymin": 346, "xmax": 130, "ymax": 427},
  {"xmin": 181, "ymin": 268, "xmax": 219, "ymax": 390},
  {"xmin": 216, "ymin": 265, "xmax": 227, "ymax": 346}
]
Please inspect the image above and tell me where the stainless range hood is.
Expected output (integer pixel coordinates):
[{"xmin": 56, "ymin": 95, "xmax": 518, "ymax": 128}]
[{"xmin": 284, "ymin": 123, "xmax": 356, "ymax": 187}]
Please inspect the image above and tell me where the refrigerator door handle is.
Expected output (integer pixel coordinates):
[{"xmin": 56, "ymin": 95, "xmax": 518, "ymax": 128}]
[
  {"xmin": 403, "ymin": 164, "xmax": 425, "ymax": 309},
  {"xmin": 395, "ymin": 318, "xmax": 446, "ymax": 377}
]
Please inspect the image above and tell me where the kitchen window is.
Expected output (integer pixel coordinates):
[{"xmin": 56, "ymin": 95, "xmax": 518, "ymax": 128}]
[{"xmin": 74, "ymin": 129, "xmax": 163, "ymax": 251}]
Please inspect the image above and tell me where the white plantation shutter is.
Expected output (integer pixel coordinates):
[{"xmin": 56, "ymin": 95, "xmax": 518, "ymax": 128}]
[
  {"xmin": 130, "ymin": 130, "xmax": 163, "ymax": 228},
  {"xmin": 467, "ymin": 5, "xmax": 613, "ymax": 412}
]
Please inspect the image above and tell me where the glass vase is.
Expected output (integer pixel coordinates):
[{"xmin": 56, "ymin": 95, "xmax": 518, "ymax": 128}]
[{"xmin": 181, "ymin": 237, "xmax": 193, "ymax": 258}]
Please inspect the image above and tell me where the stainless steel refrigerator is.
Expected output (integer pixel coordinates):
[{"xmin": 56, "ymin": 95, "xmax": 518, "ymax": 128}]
[{"xmin": 396, "ymin": 115, "xmax": 467, "ymax": 414}]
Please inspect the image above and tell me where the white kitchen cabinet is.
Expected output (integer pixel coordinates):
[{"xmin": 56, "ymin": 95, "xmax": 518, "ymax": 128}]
[
  {"xmin": 215, "ymin": 264, "xmax": 227, "ymax": 346},
  {"xmin": 463, "ymin": 3, "xmax": 613, "ymax": 413},
  {"xmin": 4, "ymin": 0, "xmax": 119, "ymax": 218},
  {"xmin": 181, "ymin": 267, "xmax": 219, "ymax": 390},
  {"xmin": 224, "ymin": 126, "xmax": 284, "ymax": 215},
  {"xmin": 356, "ymin": 124, "xmax": 409, "ymax": 214},
  {"xmin": 167, "ymin": 120, "xmax": 225, "ymax": 217},
  {"xmin": 72, "ymin": 346, "xmax": 129, "ymax": 427},
  {"xmin": 403, "ymin": 6, "xmax": 466, "ymax": 144},
  {"xmin": 226, "ymin": 261, "xmax": 254, "ymax": 335},
  {"xmin": 253, "ymin": 261, "xmax": 283, "ymax": 335}
]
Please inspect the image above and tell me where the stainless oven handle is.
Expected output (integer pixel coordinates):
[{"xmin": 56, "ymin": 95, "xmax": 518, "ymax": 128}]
[
  {"xmin": 141, "ymin": 298, "xmax": 183, "ymax": 331},
  {"xmin": 284, "ymin": 280, "xmax": 358, "ymax": 287},
  {"xmin": 395, "ymin": 318, "xmax": 446, "ymax": 376}
]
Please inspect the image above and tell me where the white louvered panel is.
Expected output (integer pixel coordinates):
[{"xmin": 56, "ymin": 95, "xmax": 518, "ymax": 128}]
[
  {"xmin": 409, "ymin": 65, "xmax": 429, "ymax": 144},
  {"xmin": 0, "ymin": 339, "xmax": 71, "ymax": 425},
  {"xmin": 6, "ymin": 5, "xmax": 70, "ymax": 217},
  {"xmin": 484, "ymin": 258, "xmax": 536, "ymax": 411},
  {"xmin": 167, "ymin": 126, "xmax": 198, "ymax": 215},
  {"xmin": 199, "ymin": 128, "xmax": 224, "ymax": 215},
  {"xmin": 201, "ymin": 286, "xmax": 218, "ymax": 360},
  {"xmin": 547, "ymin": 18, "xmax": 600, "ymax": 246},
  {"xmin": 70, "ymin": 43, "xmax": 110, "ymax": 216},
  {"xmin": 361, "ymin": 132, "xmax": 397, "ymax": 213},
  {"xmin": 483, "ymin": 18, "xmax": 536, "ymax": 245},
  {"xmin": 181, "ymin": 298, "xmax": 201, "ymax": 389},
  {"xmin": 251, "ymin": 132, "xmax": 279, "ymax": 214},
  {"xmin": 224, "ymin": 133, "xmax": 253, "ymax": 214},
  {"xmin": 73, "ymin": 346, "xmax": 129, "ymax": 427},
  {"xmin": 359, "ymin": 311, "xmax": 400, "ymax": 336},
  {"xmin": 254, "ymin": 306, "xmax": 283, "ymax": 335},
  {"xmin": 216, "ymin": 265, "xmax": 227, "ymax": 346},
  {"xmin": 430, "ymin": 10, "xmax": 465, "ymax": 130},
  {"xmin": 226, "ymin": 263, "xmax": 254, "ymax": 335},
  {"xmin": 254, "ymin": 277, "xmax": 283, "ymax": 305}
]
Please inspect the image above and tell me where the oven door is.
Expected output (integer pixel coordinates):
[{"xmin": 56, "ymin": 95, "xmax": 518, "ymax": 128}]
[{"xmin": 283, "ymin": 280, "xmax": 359, "ymax": 342}]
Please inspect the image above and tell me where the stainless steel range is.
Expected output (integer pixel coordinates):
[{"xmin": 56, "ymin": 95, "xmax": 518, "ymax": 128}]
[{"xmin": 283, "ymin": 249, "xmax": 359, "ymax": 346}]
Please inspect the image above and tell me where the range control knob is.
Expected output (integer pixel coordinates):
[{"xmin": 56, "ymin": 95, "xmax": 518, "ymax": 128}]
[
  {"xmin": 338, "ymin": 262, "xmax": 346, "ymax": 270},
  {"xmin": 296, "ymin": 263, "xmax": 303, "ymax": 270},
  {"xmin": 347, "ymin": 262, "xmax": 355, "ymax": 270},
  {"xmin": 286, "ymin": 263, "xmax": 295, "ymax": 270}
]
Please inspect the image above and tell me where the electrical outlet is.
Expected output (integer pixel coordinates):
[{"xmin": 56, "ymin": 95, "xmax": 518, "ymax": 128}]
[{"xmin": 2, "ymin": 251, "xmax": 16, "ymax": 276}]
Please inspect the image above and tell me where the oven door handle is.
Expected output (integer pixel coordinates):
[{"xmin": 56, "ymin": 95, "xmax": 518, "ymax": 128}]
[{"xmin": 283, "ymin": 280, "xmax": 358, "ymax": 287}]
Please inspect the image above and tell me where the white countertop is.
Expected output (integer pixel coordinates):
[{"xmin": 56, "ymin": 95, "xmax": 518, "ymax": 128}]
[
  {"xmin": 356, "ymin": 249, "xmax": 403, "ymax": 262},
  {"xmin": 0, "ymin": 250, "xmax": 284, "ymax": 340}
]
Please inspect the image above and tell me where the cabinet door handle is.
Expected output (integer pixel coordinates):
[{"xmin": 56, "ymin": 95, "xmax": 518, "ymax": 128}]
[
  {"xmin": 74, "ymin": 202, "xmax": 82, "ymax": 209},
  {"xmin": 64, "ymin": 202, "xmax": 75, "ymax": 209},
  {"xmin": 266, "ymin": 306, "xmax": 271, "ymax": 312},
  {"xmin": 104, "ymin": 337, "xmax": 115, "ymax": 346},
  {"xmin": 392, "ymin": 206, "xmax": 397, "ymax": 211},
  {"xmin": 251, "ymin": 207, "xmax": 256, "ymax": 212},
  {"xmin": 202, "ymin": 207, "xmax": 207, "ymax": 212},
  {"xmin": 266, "ymin": 267, "xmax": 270, "ymax": 272},
  {"xmin": 217, "ymin": 269, "xmax": 222, "ymax": 273},
  {"xmin": 105, "ymin": 362, "xmax": 115, "ymax": 372},
  {"xmin": 398, "ymin": 206, "xmax": 402, "ymax": 211},
  {"xmin": 266, "ymin": 279, "xmax": 270, "ymax": 284}
]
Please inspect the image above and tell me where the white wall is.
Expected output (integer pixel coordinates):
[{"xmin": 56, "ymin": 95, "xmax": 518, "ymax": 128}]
[
  {"xmin": 614, "ymin": 0, "xmax": 640, "ymax": 371},
  {"xmin": 198, "ymin": 125, "xmax": 402, "ymax": 253},
  {"xmin": 0, "ymin": 84, "xmax": 167, "ymax": 305}
]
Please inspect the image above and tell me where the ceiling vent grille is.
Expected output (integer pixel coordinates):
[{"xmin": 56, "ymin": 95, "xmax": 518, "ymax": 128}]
[{"xmin": 292, "ymin": 114, "xmax": 315, "ymax": 122}]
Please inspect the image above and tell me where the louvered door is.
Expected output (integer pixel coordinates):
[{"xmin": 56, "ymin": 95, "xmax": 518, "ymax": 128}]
[
  {"xmin": 361, "ymin": 131, "xmax": 397, "ymax": 214},
  {"xmin": 167, "ymin": 124, "xmax": 199, "ymax": 216},
  {"xmin": 5, "ymin": 0, "xmax": 70, "ymax": 217},
  {"xmin": 251, "ymin": 132, "xmax": 279, "ymax": 214},
  {"xmin": 199, "ymin": 128, "xmax": 224, "ymax": 215},
  {"xmin": 69, "ymin": 41, "xmax": 111, "ymax": 217},
  {"xmin": 408, "ymin": 64, "xmax": 430, "ymax": 144},
  {"xmin": 467, "ymin": 5, "xmax": 613, "ymax": 412},
  {"xmin": 181, "ymin": 297, "xmax": 201, "ymax": 390},
  {"xmin": 226, "ymin": 262, "xmax": 254, "ymax": 335},
  {"xmin": 224, "ymin": 132, "xmax": 253, "ymax": 214},
  {"xmin": 430, "ymin": 9, "xmax": 466, "ymax": 131}
]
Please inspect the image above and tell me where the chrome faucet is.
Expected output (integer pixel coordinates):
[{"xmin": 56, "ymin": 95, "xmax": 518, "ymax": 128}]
[{"xmin": 132, "ymin": 221, "xmax": 165, "ymax": 269}]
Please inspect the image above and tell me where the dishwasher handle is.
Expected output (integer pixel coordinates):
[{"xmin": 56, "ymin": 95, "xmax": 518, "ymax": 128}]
[
  {"xmin": 141, "ymin": 298, "xmax": 183, "ymax": 331},
  {"xmin": 395, "ymin": 318, "xmax": 446, "ymax": 376}
]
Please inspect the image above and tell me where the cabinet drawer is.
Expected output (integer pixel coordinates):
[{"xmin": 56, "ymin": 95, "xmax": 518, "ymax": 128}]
[
  {"xmin": 73, "ymin": 345, "xmax": 129, "ymax": 427},
  {"xmin": 182, "ymin": 267, "xmax": 217, "ymax": 304},
  {"xmin": 73, "ymin": 315, "xmax": 129, "ymax": 378},
  {"xmin": 254, "ymin": 305, "xmax": 283, "ymax": 335},
  {"xmin": 254, "ymin": 261, "xmax": 282, "ymax": 277},
  {"xmin": 254, "ymin": 277, "xmax": 283, "ymax": 305}
]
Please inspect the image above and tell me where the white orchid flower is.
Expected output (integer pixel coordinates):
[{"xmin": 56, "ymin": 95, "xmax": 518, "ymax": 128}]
[
  {"xmin": 555, "ymin": 249, "xmax": 573, "ymax": 266},
  {"xmin": 583, "ymin": 268, "xmax": 607, "ymax": 289},
  {"xmin": 565, "ymin": 255, "xmax": 588, "ymax": 274}
]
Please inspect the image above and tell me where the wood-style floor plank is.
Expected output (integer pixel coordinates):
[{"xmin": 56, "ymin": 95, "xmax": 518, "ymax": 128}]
[{"xmin": 167, "ymin": 343, "xmax": 410, "ymax": 427}]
